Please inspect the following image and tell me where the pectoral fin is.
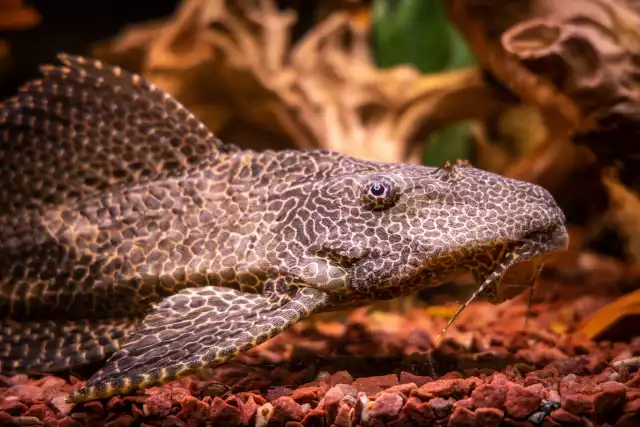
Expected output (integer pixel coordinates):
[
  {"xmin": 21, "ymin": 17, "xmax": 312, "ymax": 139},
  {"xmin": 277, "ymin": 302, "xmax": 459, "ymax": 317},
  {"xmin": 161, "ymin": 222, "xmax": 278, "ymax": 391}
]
[{"xmin": 67, "ymin": 286, "xmax": 330, "ymax": 403}]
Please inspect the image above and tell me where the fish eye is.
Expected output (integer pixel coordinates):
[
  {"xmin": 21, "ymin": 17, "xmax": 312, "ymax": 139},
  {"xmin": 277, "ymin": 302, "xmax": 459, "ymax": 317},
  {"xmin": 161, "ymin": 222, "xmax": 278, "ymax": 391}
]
[
  {"xmin": 361, "ymin": 180, "xmax": 397, "ymax": 209},
  {"xmin": 371, "ymin": 182, "xmax": 386, "ymax": 196}
]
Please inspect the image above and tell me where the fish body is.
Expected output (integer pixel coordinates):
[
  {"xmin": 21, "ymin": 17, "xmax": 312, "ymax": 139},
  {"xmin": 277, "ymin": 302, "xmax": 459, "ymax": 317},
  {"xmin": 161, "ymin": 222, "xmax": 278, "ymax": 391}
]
[{"xmin": 0, "ymin": 55, "xmax": 568, "ymax": 402}]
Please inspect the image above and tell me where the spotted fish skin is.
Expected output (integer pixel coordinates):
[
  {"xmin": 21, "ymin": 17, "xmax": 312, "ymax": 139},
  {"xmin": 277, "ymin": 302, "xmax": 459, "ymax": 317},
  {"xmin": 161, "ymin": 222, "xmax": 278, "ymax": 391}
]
[{"xmin": 0, "ymin": 54, "xmax": 568, "ymax": 402}]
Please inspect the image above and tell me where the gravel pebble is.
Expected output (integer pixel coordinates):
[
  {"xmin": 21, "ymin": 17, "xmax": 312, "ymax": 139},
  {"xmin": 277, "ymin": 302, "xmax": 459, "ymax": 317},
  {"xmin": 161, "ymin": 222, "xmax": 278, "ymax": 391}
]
[{"xmin": 2, "ymin": 284, "xmax": 639, "ymax": 426}]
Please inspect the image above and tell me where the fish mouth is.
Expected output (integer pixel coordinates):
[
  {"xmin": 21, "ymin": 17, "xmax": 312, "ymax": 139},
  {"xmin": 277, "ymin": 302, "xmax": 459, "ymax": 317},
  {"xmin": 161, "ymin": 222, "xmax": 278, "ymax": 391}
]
[
  {"xmin": 514, "ymin": 223, "xmax": 570, "ymax": 263},
  {"xmin": 496, "ymin": 223, "xmax": 569, "ymax": 301},
  {"xmin": 538, "ymin": 223, "xmax": 569, "ymax": 252},
  {"xmin": 435, "ymin": 222, "xmax": 570, "ymax": 337}
]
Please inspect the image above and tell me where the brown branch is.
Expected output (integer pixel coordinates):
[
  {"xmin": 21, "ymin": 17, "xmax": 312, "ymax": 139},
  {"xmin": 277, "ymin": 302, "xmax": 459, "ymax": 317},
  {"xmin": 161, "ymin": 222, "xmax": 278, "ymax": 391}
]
[
  {"xmin": 446, "ymin": 0, "xmax": 640, "ymax": 173},
  {"xmin": 93, "ymin": 0, "xmax": 505, "ymax": 163}
]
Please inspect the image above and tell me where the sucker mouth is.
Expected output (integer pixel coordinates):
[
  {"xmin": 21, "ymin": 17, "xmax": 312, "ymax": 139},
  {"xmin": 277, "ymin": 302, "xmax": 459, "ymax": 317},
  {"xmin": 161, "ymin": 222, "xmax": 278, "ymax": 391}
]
[
  {"xmin": 436, "ymin": 223, "xmax": 569, "ymax": 338},
  {"xmin": 519, "ymin": 224, "xmax": 570, "ymax": 260},
  {"xmin": 548, "ymin": 224, "xmax": 570, "ymax": 252}
]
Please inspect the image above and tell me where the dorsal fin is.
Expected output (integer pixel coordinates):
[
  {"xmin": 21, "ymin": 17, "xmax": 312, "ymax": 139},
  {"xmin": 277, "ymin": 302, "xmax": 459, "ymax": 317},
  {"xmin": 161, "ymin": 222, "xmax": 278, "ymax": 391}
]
[{"xmin": 0, "ymin": 53, "xmax": 240, "ymax": 214}]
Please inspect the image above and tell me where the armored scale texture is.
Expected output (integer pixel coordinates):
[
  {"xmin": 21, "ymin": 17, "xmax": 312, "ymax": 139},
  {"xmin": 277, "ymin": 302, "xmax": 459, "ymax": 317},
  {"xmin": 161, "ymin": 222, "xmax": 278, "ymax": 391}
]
[{"xmin": 0, "ymin": 54, "xmax": 569, "ymax": 403}]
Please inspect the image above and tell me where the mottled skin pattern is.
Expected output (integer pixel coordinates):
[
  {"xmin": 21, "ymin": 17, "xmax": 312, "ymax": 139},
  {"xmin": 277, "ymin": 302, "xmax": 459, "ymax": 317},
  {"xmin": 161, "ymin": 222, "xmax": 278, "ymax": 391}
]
[{"xmin": 0, "ymin": 54, "xmax": 569, "ymax": 403}]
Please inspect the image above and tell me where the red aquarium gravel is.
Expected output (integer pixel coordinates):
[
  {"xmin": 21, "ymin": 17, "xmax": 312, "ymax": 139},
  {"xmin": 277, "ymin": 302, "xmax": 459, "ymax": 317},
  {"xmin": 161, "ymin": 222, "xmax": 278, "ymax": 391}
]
[{"xmin": 2, "ymin": 261, "xmax": 640, "ymax": 427}]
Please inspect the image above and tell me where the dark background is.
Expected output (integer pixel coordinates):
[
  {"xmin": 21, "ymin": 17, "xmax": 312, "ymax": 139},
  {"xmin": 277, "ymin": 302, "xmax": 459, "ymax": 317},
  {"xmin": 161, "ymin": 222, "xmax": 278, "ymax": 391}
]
[{"xmin": 0, "ymin": 0, "xmax": 322, "ymax": 99}]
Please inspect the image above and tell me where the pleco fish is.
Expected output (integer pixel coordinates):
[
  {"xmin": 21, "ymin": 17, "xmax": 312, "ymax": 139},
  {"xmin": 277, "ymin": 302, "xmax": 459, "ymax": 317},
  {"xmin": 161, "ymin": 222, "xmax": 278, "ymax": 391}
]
[{"xmin": 0, "ymin": 54, "xmax": 569, "ymax": 403}]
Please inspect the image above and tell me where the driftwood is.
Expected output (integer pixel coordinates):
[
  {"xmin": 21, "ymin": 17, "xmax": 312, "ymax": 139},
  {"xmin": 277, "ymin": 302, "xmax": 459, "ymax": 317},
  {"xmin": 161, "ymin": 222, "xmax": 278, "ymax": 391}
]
[
  {"xmin": 446, "ymin": 0, "xmax": 640, "ymax": 176},
  {"xmin": 93, "ymin": 0, "xmax": 506, "ymax": 164}
]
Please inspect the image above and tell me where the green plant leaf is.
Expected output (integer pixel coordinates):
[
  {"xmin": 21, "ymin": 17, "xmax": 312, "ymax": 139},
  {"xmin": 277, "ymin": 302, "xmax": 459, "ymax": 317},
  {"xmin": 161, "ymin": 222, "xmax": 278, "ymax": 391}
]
[{"xmin": 371, "ymin": 0, "xmax": 476, "ymax": 165}]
